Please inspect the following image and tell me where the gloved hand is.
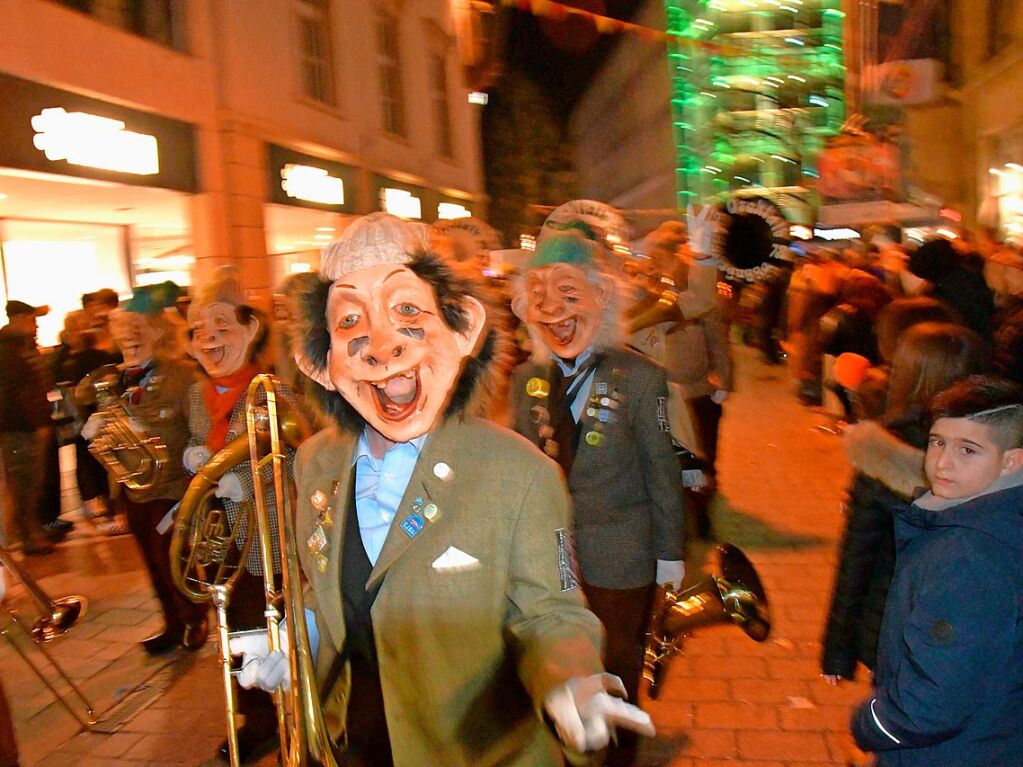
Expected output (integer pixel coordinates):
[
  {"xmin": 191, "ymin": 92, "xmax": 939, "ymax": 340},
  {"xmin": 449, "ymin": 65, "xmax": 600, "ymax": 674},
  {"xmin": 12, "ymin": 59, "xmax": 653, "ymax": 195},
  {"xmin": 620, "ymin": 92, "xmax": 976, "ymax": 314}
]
[
  {"xmin": 228, "ymin": 609, "xmax": 319, "ymax": 693},
  {"xmin": 711, "ymin": 389, "xmax": 728, "ymax": 405},
  {"xmin": 81, "ymin": 413, "xmax": 104, "ymax": 441},
  {"xmin": 230, "ymin": 630, "xmax": 291, "ymax": 692},
  {"xmin": 215, "ymin": 472, "xmax": 245, "ymax": 502},
  {"xmin": 183, "ymin": 445, "xmax": 212, "ymax": 473},
  {"xmin": 686, "ymin": 203, "xmax": 717, "ymax": 258},
  {"xmin": 544, "ymin": 673, "xmax": 655, "ymax": 753},
  {"xmin": 656, "ymin": 559, "xmax": 685, "ymax": 591}
]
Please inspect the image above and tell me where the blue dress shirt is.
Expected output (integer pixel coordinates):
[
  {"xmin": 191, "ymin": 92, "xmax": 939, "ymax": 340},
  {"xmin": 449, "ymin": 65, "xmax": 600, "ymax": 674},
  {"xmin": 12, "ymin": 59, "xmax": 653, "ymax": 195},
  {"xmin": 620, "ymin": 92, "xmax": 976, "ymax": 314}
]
[{"xmin": 352, "ymin": 431, "xmax": 427, "ymax": 565}]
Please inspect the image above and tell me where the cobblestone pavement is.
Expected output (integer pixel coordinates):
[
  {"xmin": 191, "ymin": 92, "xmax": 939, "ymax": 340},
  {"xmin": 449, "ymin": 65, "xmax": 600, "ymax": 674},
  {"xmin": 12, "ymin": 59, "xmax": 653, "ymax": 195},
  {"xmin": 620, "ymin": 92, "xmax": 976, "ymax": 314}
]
[{"xmin": 2, "ymin": 346, "xmax": 870, "ymax": 765}]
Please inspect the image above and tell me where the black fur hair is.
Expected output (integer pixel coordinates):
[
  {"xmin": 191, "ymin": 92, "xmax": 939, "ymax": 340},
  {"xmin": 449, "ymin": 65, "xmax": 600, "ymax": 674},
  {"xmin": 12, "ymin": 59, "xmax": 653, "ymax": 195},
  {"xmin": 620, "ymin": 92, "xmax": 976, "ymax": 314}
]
[{"xmin": 296, "ymin": 249, "xmax": 509, "ymax": 435}]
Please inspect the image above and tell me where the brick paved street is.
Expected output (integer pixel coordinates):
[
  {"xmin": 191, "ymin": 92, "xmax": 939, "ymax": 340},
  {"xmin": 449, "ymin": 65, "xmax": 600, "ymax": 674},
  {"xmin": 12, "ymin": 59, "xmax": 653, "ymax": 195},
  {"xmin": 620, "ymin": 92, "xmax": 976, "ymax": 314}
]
[{"xmin": 2, "ymin": 346, "xmax": 871, "ymax": 765}]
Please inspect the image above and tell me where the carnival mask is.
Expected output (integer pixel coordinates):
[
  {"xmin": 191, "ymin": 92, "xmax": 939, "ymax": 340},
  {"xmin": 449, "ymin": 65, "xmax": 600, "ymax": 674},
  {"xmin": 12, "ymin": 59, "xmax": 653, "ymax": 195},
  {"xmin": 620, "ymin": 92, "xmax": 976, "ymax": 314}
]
[
  {"xmin": 310, "ymin": 263, "xmax": 485, "ymax": 443},
  {"xmin": 188, "ymin": 302, "xmax": 258, "ymax": 378},
  {"xmin": 523, "ymin": 263, "xmax": 612, "ymax": 360},
  {"xmin": 110, "ymin": 311, "xmax": 162, "ymax": 367}
]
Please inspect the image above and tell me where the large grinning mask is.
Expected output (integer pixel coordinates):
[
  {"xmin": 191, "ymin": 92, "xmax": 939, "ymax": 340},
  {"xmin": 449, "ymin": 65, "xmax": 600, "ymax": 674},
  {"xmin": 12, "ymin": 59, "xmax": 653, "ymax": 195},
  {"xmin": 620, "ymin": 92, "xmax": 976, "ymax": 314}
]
[
  {"xmin": 300, "ymin": 214, "xmax": 486, "ymax": 443},
  {"xmin": 187, "ymin": 267, "xmax": 259, "ymax": 378},
  {"xmin": 513, "ymin": 231, "xmax": 615, "ymax": 360}
]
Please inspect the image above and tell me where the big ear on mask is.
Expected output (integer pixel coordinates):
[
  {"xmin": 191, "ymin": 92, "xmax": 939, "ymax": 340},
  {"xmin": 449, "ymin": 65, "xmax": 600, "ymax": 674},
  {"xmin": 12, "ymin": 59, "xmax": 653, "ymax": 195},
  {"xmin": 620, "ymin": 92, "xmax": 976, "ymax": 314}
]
[{"xmin": 295, "ymin": 295, "xmax": 488, "ymax": 393}]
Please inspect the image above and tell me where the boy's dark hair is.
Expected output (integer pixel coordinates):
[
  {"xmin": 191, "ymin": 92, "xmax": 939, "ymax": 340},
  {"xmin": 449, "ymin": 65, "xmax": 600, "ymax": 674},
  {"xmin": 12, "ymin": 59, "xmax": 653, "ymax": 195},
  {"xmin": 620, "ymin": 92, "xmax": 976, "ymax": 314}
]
[{"xmin": 930, "ymin": 375, "xmax": 1023, "ymax": 450}]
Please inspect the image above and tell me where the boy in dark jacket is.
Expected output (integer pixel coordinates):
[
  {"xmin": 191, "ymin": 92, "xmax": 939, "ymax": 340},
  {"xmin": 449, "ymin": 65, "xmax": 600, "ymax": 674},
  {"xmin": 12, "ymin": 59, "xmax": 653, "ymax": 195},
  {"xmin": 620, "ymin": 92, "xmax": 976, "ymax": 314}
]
[{"xmin": 852, "ymin": 375, "xmax": 1023, "ymax": 766}]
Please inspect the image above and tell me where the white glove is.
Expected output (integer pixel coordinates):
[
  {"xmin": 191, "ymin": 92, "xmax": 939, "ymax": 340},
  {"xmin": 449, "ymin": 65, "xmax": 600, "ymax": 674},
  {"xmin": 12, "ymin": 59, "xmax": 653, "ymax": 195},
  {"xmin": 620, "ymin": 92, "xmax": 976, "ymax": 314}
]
[
  {"xmin": 711, "ymin": 389, "xmax": 728, "ymax": 405},
  {"xmin": 81, "ymin": 413, "xmax": 104, "ymax": 441},
  {"xmin": 656, "ymin": 559, "xmax": 685, "ymax": 591},
  {"xmin": 686, "ymin": 204, "xmax": 717, "ymax": 257},
  {"xmin": 230, "ymin": 630, "xmax": 291, "ymax": 692},
  {"xmin": 544, "ymin": 673, "xmax": 655, "ymax": 753},
  {"xmin": 215, "ymin": 472, "xmax": 245, "ymax": 502},
  {"xmin": 183, "ymin": 445, "xmax": 212, "ymax": 473},
  {"xmin": 227, "ymin": 609, "xmax": 319, "ymax": 693}
]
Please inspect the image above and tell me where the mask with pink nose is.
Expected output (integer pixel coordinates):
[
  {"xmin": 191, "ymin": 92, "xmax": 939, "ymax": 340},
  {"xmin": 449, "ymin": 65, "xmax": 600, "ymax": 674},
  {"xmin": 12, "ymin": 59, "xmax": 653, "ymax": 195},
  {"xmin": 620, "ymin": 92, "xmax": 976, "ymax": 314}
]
[{"xmin": 297, "ymin": 213, "xmax": 488, "ymax": 444}]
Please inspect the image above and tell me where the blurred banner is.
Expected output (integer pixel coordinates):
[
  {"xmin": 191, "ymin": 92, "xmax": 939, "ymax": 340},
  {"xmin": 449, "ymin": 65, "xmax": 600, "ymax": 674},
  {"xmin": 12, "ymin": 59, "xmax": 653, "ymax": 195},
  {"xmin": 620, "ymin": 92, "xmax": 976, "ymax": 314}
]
[
  {"xmin": 818, "ymin": 137, "xmax": 903, "ymax": 204},
  {"xmin": 866, "ymin": 59, "xmax": 942, "ymax": 106}
]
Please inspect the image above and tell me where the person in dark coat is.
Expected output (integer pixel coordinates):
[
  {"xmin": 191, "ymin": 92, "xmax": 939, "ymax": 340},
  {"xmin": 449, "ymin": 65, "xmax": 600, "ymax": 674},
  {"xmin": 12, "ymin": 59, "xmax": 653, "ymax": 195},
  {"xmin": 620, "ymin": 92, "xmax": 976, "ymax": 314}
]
[
  {"xmin": 907, "ymin": 238, "xmax": 996, "ymax": 342},
  {"xmin": 0, "ymin": 301, "xmax": 57, "ymax": 554},
  {"xmin": 851, "ymin": 376, "xmax": 1023, "ymax": 766},
  {"xmin": 821, "ymin": 322, "xmax": 988, "ymax": 682}
]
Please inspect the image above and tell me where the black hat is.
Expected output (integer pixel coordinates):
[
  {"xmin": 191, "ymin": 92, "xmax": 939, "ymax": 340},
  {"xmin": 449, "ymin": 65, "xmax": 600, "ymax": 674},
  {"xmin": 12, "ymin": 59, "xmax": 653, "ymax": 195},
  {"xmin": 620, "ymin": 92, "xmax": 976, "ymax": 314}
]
[{"xmin": 6, "ymin": 300, "xmax": 49, "ymax": 318}]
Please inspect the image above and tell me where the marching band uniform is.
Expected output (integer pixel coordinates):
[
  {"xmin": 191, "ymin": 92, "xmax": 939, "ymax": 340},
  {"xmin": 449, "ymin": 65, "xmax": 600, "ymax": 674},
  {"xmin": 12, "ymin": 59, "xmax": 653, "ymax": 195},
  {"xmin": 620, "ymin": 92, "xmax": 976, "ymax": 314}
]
[
  {"xmin": 510, "ymin": 228, "xmax": 685, "ymax": 767},
  {"xmin": 86, "ymin": 284, "xmax": 207, "ymax": 654},
  {"xmin": 231, "ymin": 214, "xmax": 655, "ymax": 767},
  {"xmin": 295, "ymin": 417, "xmax": 604, "ymax": 766},
  {"xmin": 183, "ymin": 266, "xmax": 303, "ymax": 762}
]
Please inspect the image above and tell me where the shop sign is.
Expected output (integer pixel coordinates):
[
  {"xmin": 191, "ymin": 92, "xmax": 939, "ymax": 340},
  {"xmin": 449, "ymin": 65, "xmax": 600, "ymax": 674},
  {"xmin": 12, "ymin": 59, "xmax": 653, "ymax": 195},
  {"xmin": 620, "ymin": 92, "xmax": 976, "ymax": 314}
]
[
  {"xmin": 267, "ymin": 144, "xmax": 354, "ymax": 212},
  {"xmin": 32, "ymin": 108, "xmax": 160, "ymax": 175},
  {"xmin": 813, "ymin": 226, "xmax": 861, "ymax": 241},
  {"xmin": 0, "ymin": 72, "xmax": 197, "ymax": 192},
  {"xmin": 281, "ymin": 164, "xmax": 344, "ymax": 206}
]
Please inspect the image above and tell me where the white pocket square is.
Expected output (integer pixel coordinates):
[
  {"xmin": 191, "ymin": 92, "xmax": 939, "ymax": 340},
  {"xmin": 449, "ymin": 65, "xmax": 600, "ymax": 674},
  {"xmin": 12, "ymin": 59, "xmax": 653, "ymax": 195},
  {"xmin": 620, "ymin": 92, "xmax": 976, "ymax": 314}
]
[{"xmin": 431, "ymin": 546, "xmax": 481, "ymax": 572}]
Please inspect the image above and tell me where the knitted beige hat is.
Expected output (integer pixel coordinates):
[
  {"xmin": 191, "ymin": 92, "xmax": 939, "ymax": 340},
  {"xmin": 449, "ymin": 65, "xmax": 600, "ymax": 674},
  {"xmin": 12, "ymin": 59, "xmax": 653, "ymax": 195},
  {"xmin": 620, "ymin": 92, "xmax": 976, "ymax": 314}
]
[
  {"xmin": 320, "ymin": 212, "xmax": 431, "ymax": 281},
  {"xmin": 188, "ymin": 265, "xmax": 245, "ymax": 321}
]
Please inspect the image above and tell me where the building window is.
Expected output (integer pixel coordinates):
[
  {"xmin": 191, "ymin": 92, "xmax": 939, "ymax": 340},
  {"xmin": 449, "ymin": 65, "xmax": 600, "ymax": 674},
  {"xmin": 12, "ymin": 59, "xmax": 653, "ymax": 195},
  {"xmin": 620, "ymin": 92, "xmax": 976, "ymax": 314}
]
[
  {"xmin": 987, "ymin": 0, "xmax": 1016, "ymax": 59},
  {"xmin": 430, "ymin": 52, "xmax": 454, "ymax": 158},
  {"xmin": 376, "ymin": 9, "xmax": 406, "ymax": 137},
  {"xmin": 51, "ymin": 0, "xmax": 188, "ymax": 51},
  {"xmin": 295, "ymin": 0, "xmax": 335, "ymax": 105}
]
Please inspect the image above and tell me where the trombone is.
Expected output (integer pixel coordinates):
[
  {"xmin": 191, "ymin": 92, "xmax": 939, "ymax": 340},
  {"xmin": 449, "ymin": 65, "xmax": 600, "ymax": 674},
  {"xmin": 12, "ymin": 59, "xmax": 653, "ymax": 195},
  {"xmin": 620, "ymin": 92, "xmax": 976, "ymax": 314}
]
[
  {"xmin": 170, "ymin": 375, "xmax": 336, "ymax": 766},
  {"xmin": 0, "ymin": 549, "xmax": 97, "ymax": 727}
]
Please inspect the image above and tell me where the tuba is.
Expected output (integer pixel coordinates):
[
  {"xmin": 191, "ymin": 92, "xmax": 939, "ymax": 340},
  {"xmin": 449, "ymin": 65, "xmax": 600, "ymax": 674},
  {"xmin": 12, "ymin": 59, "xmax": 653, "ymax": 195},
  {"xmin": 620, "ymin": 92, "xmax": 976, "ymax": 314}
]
[
  {"xmin": 169, "ymin": 375, "xmax": 336, "ymax": 767},
  {"xmin": 643, "ymin": 544, "xmax": 771, "ymax": 698},
  {"xmin": 79, "ymin": 364, "xmax": 168, "ymax": 492}
]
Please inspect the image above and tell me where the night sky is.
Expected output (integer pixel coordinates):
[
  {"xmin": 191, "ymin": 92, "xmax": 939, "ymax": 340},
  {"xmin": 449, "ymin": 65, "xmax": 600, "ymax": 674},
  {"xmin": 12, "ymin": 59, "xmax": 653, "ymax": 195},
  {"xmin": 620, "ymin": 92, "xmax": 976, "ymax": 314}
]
[{"xmin": 500, "ymin": 0, "xmax": 645, "ymax": 117}]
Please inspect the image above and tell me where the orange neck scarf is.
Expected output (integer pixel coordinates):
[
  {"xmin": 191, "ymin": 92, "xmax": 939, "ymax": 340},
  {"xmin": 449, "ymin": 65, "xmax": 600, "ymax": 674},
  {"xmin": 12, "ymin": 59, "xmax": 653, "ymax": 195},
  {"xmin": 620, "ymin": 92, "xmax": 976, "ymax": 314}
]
[{"xmin": 203, "ymin": 364, "xmax": 259, "ymax": 453}]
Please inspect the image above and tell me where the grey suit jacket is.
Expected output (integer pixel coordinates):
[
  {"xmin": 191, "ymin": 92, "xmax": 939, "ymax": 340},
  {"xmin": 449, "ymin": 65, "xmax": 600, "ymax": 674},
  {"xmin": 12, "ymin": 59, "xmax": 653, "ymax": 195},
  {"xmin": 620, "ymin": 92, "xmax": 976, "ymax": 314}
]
[{"xmin": 511, "ymin": 347, "xmax": 685, "ymax": 589}]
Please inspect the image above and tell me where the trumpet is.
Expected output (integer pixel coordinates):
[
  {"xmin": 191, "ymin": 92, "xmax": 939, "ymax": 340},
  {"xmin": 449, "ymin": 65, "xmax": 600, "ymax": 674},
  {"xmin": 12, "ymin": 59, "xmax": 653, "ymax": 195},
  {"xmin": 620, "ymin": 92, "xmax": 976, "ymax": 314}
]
[
  {"xmin": 643, "ymin": 544, "xmax": 771, "ymax": 698},
  {"xmin": 79, "ymin": 364, "xmax": 168, "ymax": 492},
  {"xmin": 0, "ymin": 550, "xmax": 96, "ymax": 727},
  {"xmin": 170, "ymin": 375, "xmax": 335, "ymax": 766}
]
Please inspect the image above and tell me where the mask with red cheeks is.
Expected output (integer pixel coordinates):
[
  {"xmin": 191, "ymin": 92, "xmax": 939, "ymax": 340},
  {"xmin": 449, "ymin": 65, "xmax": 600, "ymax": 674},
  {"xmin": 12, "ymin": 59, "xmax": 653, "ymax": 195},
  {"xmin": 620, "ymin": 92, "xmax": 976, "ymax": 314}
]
[
  {"xmin": 110, "ymin": 311, "xmax": 162, "ymax": 367},
  {"xmin": 320, "ymin": 263, "xmax": 484, "ymax": 443},
  {"xmin": 524, "ymin": 263, "xmax": 611, "ymax": 360},
  {"xmin": 188, "ymin": 302, "xmax": 258, "ymax": 377}
]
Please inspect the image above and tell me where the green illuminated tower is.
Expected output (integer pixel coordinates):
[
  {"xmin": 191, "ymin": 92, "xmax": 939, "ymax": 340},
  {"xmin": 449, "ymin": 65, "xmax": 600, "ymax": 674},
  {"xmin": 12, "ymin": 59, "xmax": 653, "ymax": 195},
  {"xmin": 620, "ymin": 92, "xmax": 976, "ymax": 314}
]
[{"xmin": 664, "ymin": 0, "xmax": 845, "ymax": 214}]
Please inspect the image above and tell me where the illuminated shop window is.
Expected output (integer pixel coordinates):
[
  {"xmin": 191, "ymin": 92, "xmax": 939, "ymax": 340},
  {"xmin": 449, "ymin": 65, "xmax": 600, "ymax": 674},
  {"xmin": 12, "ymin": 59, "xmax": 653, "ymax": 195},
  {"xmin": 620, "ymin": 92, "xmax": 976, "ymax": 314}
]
[
  {"xmin": 295, "ymin": 0, "xmax": 336, "ymax": 105},
  {"xmin": 376, "ymin": 8, "xmax": 407, "ymax": 137}
]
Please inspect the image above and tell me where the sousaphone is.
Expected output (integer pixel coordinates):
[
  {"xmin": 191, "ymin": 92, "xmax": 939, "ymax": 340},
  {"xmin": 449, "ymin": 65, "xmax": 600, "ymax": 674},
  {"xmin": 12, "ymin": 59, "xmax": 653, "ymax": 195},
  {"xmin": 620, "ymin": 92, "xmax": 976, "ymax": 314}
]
[{"xmin": 643, "ymin": 544, "xmax": 771, "ymax": 698}]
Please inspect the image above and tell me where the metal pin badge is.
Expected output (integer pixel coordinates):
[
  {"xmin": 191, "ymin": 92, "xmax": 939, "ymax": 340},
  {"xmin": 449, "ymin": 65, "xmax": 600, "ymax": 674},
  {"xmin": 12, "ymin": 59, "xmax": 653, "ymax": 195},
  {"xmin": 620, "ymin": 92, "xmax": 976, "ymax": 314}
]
[
  {"xmin": 311, "ymin": 490, "xmax": 329, "ymax": 512},
  {"xmin": 423, "ymin": 503, "xmax": 438, "ymax": 520},
  {"xmin": 526, "ymin": 377, "xmax": 550, "ymax": 398},
  {"xmin": 585, "ymin": 431, "xmax": 604, "ymax": 446},
  {"xmin": 530, "ymin": 405, "xmax": 550, "ymax": 425},
  {"xmin": 433, "ymin": 462, "xmax": 453, "ymax": 481}
]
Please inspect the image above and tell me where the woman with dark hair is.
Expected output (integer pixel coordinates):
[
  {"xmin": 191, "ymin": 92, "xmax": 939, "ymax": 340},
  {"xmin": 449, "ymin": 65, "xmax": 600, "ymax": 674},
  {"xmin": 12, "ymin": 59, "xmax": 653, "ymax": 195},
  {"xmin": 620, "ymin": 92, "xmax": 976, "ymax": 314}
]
[{"xmin": 821, "ymin": 322, "xmax": 989, "ymax": 683}]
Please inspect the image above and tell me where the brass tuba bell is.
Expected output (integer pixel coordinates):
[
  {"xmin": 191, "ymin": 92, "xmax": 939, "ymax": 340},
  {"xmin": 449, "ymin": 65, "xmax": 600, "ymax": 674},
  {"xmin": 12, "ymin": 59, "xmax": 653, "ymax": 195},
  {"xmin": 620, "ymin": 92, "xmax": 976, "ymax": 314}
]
[
  {"xmin": 643, "ymin": 544, "xmax": 771, "ymax": 698},
  {"xmin": 78, "ymin": 364, "xmax": 169, "ymax": 492}
]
